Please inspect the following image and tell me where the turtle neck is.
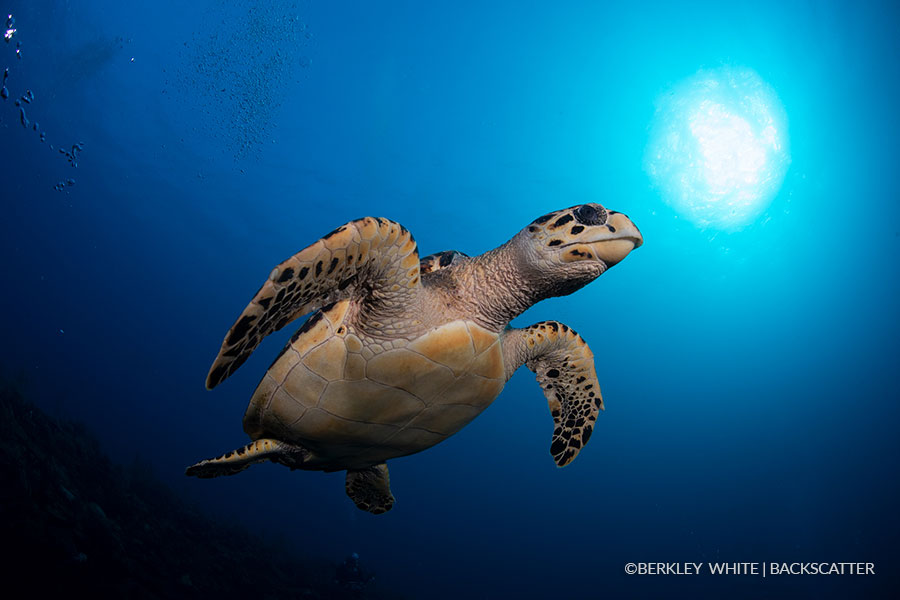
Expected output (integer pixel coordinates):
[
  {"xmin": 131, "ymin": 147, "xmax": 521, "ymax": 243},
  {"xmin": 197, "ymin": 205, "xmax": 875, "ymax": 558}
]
[{"xmin": 438, "ymin": 235, "xmax": 545, "ymax": 331}]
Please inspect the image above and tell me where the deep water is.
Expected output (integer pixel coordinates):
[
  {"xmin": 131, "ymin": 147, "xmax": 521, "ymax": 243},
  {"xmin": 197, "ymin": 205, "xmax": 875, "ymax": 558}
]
[
  {"xmin": 1, "ymin": 1, "xmax": 899, "ymax": 598},
  {"xmin": 0, "ymin": 383, "xmax": 399, "ymax": 599}
]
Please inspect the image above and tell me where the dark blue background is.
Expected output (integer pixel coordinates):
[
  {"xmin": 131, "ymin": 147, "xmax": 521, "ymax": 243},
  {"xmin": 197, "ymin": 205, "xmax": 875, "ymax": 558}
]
[{"xmin": 2, "ymin": 1, "xmax": 898, "ymax": 597}]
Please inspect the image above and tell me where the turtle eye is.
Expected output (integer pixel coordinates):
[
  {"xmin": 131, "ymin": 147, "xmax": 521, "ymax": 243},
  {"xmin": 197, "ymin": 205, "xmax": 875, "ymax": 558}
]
[{"xmin": 573, "ymin": 204, "xmax": 607, "ymax": 226}]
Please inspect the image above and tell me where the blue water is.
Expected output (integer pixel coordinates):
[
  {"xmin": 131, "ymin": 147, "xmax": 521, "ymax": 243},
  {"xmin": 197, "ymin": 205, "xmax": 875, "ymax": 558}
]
[{"xmin": 2, "ymin": 1, "xmax": 898, "ymax": 598}]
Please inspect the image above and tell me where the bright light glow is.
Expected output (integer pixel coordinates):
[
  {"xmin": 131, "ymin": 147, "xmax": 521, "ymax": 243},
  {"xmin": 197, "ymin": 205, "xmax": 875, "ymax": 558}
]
[{"xmin": 645, "ymin": 66, "xmax": 790, "ymax": 230}]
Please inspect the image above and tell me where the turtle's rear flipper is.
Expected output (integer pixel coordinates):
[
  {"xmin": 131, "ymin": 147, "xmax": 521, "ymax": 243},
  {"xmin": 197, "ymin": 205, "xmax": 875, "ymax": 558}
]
[
  {"xmin": 345, "ymin": 463, "xmax": 394, "ymax": 514},
  {"xmin": 185, "ymin": 438, "xmax": 308, "ymax": 478}
]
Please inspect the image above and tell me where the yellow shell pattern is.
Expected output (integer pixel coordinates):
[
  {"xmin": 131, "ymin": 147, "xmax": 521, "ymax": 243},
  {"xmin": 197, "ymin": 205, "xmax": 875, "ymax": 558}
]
[{"xmin": 242, "ymin": 299, "xmax": 505, "ymax": 470}]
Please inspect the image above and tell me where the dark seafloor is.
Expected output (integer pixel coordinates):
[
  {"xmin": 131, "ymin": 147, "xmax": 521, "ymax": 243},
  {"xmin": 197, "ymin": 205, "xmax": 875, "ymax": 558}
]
[{"xmin": 0, "ymin": 379, "xmax": 399, "ymax": 600}]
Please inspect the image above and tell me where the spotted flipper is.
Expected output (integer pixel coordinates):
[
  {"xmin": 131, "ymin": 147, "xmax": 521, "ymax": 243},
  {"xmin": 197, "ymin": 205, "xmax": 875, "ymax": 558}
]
[
  {"xmin": 207, "ymin": 218, "xmax": 420, "ymax": 389},
  {"xmin": 345, "ymin": 463, "xmax": 395, "ymax": 514},
  {"xmin": 185, "ymin": 438, "xmax": 309, "ymax": 478},
  {"xmin": 419, "ymin": 250, "xmax": 469, "ymax": 274},
  {"xmin": 502, "ymin": 321, "xmax": 602, "ymax": 467}
]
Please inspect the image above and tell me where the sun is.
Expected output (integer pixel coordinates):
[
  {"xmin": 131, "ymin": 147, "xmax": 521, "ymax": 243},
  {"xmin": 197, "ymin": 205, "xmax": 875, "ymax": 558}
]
[{"xmin": 645, "ymin": 66, "xmax": 790, "ymax": 230}]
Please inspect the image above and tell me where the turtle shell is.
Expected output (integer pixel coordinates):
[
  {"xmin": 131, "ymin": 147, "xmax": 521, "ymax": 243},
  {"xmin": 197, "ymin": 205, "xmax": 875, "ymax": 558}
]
[{"xmin": 242, "ymin": 299, "xmax": 506, "ymax": 470}]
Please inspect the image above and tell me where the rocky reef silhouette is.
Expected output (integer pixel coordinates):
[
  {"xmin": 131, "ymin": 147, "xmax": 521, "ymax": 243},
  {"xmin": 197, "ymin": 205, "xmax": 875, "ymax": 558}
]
[{"xmin": 0, "ymin": 382, "xmax": 399, "ymax": 599}]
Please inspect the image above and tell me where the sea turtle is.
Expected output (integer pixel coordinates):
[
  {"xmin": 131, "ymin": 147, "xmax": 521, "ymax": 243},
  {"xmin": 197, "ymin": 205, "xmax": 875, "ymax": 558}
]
[{"xmin": 187, "ymin": 203, "xmax": 642, "ymax": 513}]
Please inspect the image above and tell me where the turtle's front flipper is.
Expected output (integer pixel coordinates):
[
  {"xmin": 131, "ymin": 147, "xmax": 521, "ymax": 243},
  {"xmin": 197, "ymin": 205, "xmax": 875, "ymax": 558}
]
[
  {"xmin": 207, "ymin": 217, "xmax": 421, "ymax": 389},
  {"xmin": 345, "ymin": 463, "xmax": 395, "ymax": 514},
  {"xmin": 502, "ymin": 322, "xmax": 602, "ymax": 467},
  {"xmin": 185, "ymin": 439, "xmax": 308, "ymax": 478}
]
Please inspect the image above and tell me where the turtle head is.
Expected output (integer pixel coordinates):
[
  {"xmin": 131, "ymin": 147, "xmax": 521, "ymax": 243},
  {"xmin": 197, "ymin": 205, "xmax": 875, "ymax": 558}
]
[{"xmin": 515, "ymin": 203, "xmax": 643, "ymax": 295}]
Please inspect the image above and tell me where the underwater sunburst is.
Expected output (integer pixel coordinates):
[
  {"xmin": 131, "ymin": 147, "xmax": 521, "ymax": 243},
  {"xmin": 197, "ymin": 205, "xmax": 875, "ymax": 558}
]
[{"xmin": 645, "ymin": 66, "xmax": 790, "ymax": 230}]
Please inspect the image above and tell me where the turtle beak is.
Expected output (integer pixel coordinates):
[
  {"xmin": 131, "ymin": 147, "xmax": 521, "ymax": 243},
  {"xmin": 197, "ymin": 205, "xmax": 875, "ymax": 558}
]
[{"xmin": 588, "ymin": 212, "xmax": 643, "ymax": 266}]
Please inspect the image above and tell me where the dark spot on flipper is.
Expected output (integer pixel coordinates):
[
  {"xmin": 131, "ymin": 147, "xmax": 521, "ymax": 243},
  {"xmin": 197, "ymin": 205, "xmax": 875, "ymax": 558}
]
[
  {"xmin": 551, "ymin": 214, "xmax": 574, "ymax": 228},
  {"xmin": 584, "ymin": 384, "xmax": 593, "ymax": 390},
  {"xmin": 208, "ymin": 364, "xmax": 229, "ymax": 387},
  {"xmin": 582, "ymin": 426, "xmax": 593, "ymax": 444},
  {"xmin": 546, "ymin": 368, "xmax": 560, "ymax": 378},
  {"xmin": 227, "ymin": 315, "xmax": 257, "ymax": 345},
  {"xmin": 328, "ymin": 257, "xmax": 339, "ymax": 274},
  {"xmin": 550, "ymin": 438, "xmax": 566, "ymax": 455},
  {"xmin": 298, "ymin": 266, "xmax": 309, "ymax": 280},
  {"xmin": 230, "ymin": 353, "xmax": 249, "ymax": 373},
  {"xmin": 548, "ymin": 240, "xmax": 562, "ymax": 247},
  {"xmin": 278, "ymin": 268, "xmax": 294, "ymax": 283},
  {"xmin": 257, "ymin": 296, "xmax": 272, "ymax": 309},
  {"xmin": 275, "ymin": 288, "xmax": 286, "ymax": 303},
  {"xmin": 274, "ymin": 315, "xmax": 290, "ymax": 331},
  {"xmin": 315, "ymin": 261, "xmax": 323, "ymax": 276}
]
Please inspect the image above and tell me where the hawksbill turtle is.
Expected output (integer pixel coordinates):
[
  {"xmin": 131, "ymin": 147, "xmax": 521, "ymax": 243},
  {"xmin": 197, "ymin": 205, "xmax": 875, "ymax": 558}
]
[{"xmin": 187, "ymin": 203, "xmax": 642, "ymax": 513}]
